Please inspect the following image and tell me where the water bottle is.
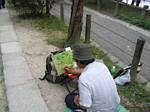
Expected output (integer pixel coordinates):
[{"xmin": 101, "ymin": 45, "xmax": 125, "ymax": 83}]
[{"xmin": 110, "ymin": 66, "xmax": 116, "ymax": 77}]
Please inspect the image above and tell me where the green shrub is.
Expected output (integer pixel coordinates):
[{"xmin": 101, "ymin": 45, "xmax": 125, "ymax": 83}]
[{"xmin": 10, "ymin": 0, "xmax": 56, "ymax": 16}]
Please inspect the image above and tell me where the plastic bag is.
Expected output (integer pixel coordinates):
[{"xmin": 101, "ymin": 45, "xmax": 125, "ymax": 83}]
[
  {"xmin": 64, "ymin": 106, "xmax": 72, "ymax": 112},
  {"xmin": 114, "ymin": 69, "xmax": 131, "ymax": 85},
  {"xmin": 114, "ymin": 63, "xmax": 142, "ymax": 85},
  {"xmin": 116, "ymin": 105, "xmax": 128, "ymax": 112}
]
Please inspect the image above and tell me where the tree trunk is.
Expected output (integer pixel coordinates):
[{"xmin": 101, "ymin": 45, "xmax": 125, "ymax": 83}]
[
  {"xmin": 67, "ymin": 0, "xmax": 84, "ymax": 45},
  {"xmin": 60, "ymin": 0, "xmax": 64, "ymax": 21},
  {"xmin": 46, "ymin": 0, "xmax": 50, "ymax": 14},
  {"xmin": 12, "ymin": 0, "xmax": 16, "ymax": 7}
]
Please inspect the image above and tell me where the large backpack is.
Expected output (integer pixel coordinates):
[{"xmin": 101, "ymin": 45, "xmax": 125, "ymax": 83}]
[{"xmin": 39, "ymin": 50, "xmax": 64, "ymax": 83}]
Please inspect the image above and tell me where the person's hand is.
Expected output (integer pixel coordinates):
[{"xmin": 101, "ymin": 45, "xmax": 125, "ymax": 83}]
[
  {"xmin": 64, "ymin": 66, "xmax": 81, "ymax": 75},
  {"xmin": 74, "ymin": 95, "xmax": 80, "ymax": 105},
  {"xmin": 64, "ymin": 66, "xmax": 71, "ymax": 71}
]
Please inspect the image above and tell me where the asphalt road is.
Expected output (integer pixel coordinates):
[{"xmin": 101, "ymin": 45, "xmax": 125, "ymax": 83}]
[{"xmin": 51, "ymin": 2, "xmax": 150, "ymax": 81}]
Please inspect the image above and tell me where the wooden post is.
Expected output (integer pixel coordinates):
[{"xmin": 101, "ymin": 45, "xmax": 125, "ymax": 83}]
[
  {"xmin": 141, "ymin": 5, "xmax": 149, "ymax": 20},
  {"xmin": 85, "ymin": 15, "xmax": 91, "ymax": 43},
  {"xmin": 114, "ymin": 0, "xmax": 119, "ymax": 16},
  {"xmin": 60, "ymin": 0, "xmax": 64, "ymax": 22},
  {"xmin": 130, "ymin": 36, "xmax": 145, "ymax": 81},
  {"xmin": 96, "ymin": 0, "xmax": 101, "ymax": 10}
]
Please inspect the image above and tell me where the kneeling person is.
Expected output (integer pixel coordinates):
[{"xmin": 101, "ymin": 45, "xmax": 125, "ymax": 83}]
[{"xmin": 65, "ymin": 44, "xmax": 120, "ymax": 112}]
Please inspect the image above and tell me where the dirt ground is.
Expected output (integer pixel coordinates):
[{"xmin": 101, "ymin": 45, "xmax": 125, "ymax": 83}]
[{"xmin": 9, "ymin": 9, "xmax": 68, "ymax": 112}]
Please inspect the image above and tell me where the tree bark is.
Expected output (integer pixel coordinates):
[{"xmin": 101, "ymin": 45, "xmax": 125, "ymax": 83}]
[
  {"xmin": 46, "ymin": 0, "xmax": 50, "ymax": 14},
  {"xmin": 60, "ymin": 0, "xmax": 64, "ymax": 21},
  {"xmin": 12, "ymin": 0, "xmax": 16, "ymax": 7},
  {"xmin": 67, "ymin": 0, "xmax": 84, "ymax": 45}
]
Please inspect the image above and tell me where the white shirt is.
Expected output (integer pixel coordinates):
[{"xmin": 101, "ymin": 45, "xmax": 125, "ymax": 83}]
[{"xmin": 78, "ymin": 61, "xmax": 120, "ymax": 112}]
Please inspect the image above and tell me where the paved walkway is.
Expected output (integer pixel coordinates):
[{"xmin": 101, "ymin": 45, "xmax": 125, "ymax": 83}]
[
  {"xmin": 0, "ymin": 9, "xmax": 49, "ymax": 112},
  {"xmin": 52, "ymin": 1, "xmax": 150, "ymax": 82}
]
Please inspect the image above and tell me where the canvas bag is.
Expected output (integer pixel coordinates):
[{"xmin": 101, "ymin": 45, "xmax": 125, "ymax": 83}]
[
  {"xmin": 39, "ymin": 48, "xmax": 73, "ymax": 83},
  {"xmin": 39, "ymin": 50, "xmax": 64, "ymax": 83}
]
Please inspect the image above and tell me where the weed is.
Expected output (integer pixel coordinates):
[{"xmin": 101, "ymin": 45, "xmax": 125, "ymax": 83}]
[
  {"xmin": 34, "ymin": 15, "xmax": 68, "ymax": 33},
  {"xmin": 118, "ymin": 81, "xmax": 150, "ymax": 111}
]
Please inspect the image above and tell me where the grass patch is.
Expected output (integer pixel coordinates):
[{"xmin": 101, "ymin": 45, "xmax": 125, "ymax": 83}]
[
  {"xmin": 46, "ymin": 31, "xmax": 67, "ymax": 48},
  {"xmin": 118, "ymin": 15, "xmax": 150, "ymax": 30},
  {"xmin": 91, "ymin": 45, "xmax": 106, "ymax": 59},
  {"xmin": 34, "ymin": 15, "xmax": 68, "ymax": 33},
  {"xmin": 91, "ymin": 45, "xmax": 113, "ymax": 68},
  {"xmin": 91, "ymin": 45, "xmax": 121, "ymax": 71},
  {"xmin": 118, "ymin": 81, "xmax": 150, "ymax": 102},
  {"xmin": 33, "ymin": 15, "xmax": 68, "ymax": 48},
  {"xmin": 118, "ymin": 81, "xmax": 150, "ymax": 111},
  {"xmin": 117, "ymin": 5, "xmax": 150, "ymax": 30}
]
